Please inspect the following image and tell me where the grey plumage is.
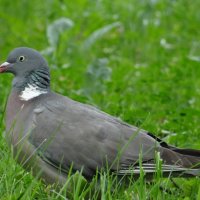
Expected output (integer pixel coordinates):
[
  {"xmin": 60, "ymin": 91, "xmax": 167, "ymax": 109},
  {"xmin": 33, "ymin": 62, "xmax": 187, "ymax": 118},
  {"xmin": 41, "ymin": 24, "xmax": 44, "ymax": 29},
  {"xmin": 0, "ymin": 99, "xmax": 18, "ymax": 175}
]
[{"xmin": 0, "ymin": 47, "xmax": 200, "ymax": 185}]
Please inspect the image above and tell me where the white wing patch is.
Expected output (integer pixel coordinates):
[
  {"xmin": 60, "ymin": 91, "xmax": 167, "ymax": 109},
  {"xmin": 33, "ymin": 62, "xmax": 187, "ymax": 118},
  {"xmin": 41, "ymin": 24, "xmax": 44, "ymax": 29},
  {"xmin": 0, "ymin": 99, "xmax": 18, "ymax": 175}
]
[{"xmin": 20, "ymin": 84, "xmax": 47, "ymax": 101}]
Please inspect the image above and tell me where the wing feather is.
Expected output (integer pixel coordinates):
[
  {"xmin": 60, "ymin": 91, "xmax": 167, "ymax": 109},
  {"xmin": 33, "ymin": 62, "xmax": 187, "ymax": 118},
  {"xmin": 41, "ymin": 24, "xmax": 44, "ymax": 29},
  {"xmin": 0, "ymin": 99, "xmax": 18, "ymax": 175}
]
[{"xmin": 29, "ymin": 93, "xmax": 158, "ymax": 177}]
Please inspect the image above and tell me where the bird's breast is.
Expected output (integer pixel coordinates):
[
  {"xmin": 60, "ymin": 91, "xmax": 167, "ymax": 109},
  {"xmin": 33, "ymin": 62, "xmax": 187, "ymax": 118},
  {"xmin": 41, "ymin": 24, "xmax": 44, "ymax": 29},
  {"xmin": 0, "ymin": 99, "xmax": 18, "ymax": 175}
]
[{"xmin": 6, "ymin": 90, "xmax": 36, "ymax": 146}]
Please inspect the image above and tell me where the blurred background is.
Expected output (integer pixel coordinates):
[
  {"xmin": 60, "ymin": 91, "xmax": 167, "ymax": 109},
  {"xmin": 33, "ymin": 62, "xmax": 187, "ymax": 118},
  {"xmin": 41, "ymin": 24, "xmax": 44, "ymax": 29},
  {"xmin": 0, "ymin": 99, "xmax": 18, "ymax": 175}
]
[{"xmin": 0, "ymin": 0, "xmax": 200, "ymax": 157}]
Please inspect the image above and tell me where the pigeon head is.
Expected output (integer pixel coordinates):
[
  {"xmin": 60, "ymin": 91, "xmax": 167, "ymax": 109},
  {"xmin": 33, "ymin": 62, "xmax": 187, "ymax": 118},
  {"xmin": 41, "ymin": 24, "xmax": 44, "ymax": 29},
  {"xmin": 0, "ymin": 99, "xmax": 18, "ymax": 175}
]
[
  {"xmin": 0, "ymin": 47, "xmax": 51, "ymax": 100},
  {"xmin": 0, "ymin": 47, "xmax": 49, "ymax": 75}
]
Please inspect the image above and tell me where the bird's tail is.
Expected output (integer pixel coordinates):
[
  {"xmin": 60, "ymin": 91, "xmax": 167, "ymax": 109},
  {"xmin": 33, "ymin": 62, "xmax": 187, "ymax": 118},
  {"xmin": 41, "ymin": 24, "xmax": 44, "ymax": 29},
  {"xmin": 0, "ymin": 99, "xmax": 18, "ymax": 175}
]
[
  {"xmin": 117, "ymin": 148, "xmax": 200, "ymax": 178},
  {"xmin": 159, "ymin": 146, "xmax": 200, "ymax": 177},
  {"xmin": 144, "ymin": 132, "xmax": 200, "ymax": 177}
]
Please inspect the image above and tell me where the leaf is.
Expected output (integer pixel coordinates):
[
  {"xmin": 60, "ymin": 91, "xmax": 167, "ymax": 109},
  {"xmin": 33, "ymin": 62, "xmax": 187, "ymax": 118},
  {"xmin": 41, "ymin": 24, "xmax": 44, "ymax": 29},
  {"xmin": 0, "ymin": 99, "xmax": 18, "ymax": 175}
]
[
  {"xmin": 77, "ymin": 58, "xmax": 112, "ymax": 99},
  {"xmin": 83, "ymin": 21, "xmax": 122, "ymax": 49},
  {"xmin": 86, "ymin": 58, "xmax": 112, "ymax": 81},
  {"xmin": 40, "ymin": 47, "xmax": 54, "ymax": 56},
  {"xmin": 188, "ymin": 41, "xmax": 200, "ymax": 62},
  {"xmin": 47, "ymin": 17, "xmax": 74, "ymax": 48}
]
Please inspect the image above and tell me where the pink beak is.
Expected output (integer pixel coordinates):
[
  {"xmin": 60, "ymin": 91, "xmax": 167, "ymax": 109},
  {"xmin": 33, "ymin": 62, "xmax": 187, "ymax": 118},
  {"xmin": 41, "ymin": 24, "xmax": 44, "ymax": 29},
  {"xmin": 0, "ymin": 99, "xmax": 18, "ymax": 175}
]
[{"xmin": 0, "ymin": 62, "xmax": 10, "ymax": 73}]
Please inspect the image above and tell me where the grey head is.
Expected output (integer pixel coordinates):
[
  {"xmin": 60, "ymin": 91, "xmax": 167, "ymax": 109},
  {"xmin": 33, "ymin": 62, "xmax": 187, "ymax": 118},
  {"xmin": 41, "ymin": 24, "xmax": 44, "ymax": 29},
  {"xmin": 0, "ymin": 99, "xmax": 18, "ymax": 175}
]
[{"xmin": 0, "ymin": 47, "xmax": 51, "ymax": 96}]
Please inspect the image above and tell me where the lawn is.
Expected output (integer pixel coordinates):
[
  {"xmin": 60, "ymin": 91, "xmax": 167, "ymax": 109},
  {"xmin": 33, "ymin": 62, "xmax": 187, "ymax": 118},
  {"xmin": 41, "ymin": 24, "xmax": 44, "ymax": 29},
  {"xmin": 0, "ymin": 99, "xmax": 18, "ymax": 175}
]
[{"xmin": 0, "ymin": 0, "xmax": 200, "ymax": 199}]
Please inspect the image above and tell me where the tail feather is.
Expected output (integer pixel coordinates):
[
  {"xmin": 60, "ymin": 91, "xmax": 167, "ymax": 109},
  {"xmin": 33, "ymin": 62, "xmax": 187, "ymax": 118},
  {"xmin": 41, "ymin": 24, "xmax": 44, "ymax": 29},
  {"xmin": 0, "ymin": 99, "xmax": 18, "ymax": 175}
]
[
  {"xmin": 160, "ymin": 146, "xmax": 200, "ymax": 169},
  {"xmin": 118, "ymin": 163, "xmax": 200, "ymax": 177},
  {"xmin": 148, "ymin": 132, "xmax": 200, "ymax": 173},
  {"xmin": 117, "ymin": 147, "xmax": 200, "ymax": 178},
  {"xmin": 168, "ymin": 147, "xmax": 200, "ymax": 158},
  {"xmin": 117, "ymin": 139, "xmax": 200, "ymax": 178},
  {"xmin": 147, "ymin": 132, "xmax": 200, "ymax": 157}
]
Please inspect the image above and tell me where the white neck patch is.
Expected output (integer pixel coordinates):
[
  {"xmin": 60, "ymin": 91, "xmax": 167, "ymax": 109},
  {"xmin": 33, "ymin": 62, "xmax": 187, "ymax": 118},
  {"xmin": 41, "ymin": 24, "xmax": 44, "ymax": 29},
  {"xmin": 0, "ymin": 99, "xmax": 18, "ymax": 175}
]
[{"xmin": 19, "ymin": 84, "xmax": 47, "ymax": 101}]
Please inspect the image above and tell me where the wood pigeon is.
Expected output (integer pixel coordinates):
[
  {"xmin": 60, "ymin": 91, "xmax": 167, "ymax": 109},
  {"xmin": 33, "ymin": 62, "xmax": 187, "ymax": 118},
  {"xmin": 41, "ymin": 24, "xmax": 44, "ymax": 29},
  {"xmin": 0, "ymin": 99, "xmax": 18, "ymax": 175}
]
[{"xmin": 0, "ymin": 47, "xmax": 200, "ymax": 185}]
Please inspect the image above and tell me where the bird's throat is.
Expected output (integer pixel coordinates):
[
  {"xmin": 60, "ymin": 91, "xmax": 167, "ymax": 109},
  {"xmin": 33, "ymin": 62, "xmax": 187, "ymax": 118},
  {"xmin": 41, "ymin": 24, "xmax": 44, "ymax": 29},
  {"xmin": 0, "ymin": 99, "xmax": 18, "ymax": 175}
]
[
  {"xmin": 19, "ymin": 84, "xmax": 48, "ymax": 101},
  {"xmin": 13, "ymin": 68, "xmax": 51, "ymax": 101}
]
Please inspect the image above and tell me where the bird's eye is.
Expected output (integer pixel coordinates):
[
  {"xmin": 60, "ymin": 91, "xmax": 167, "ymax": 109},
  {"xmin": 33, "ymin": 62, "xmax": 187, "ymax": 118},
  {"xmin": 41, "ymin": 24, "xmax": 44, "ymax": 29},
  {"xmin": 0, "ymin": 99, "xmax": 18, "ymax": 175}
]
[{"xmin": 19, "ymin": 56, "xmax": 25, "ymax": 62}]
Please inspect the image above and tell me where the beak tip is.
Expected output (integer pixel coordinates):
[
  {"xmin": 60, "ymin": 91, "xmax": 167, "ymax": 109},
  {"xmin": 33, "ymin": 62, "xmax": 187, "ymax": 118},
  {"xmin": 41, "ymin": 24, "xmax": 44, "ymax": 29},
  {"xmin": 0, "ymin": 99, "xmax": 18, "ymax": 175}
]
[
  {"xmin": 0, "ymin": 62, "xmax": 10, "ymax": 73},
  {"xmin": 0, "ymin": 61, "xmax": 10, "ymax": 68}
]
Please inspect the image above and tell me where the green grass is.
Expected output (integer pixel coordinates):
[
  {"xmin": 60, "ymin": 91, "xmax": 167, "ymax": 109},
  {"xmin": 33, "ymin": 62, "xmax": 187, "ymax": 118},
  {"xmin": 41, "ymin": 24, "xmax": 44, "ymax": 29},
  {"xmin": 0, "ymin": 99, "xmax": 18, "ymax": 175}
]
[{"xmin": 0, "ymin": 0, "xmax": 200, "ymax": 199}]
